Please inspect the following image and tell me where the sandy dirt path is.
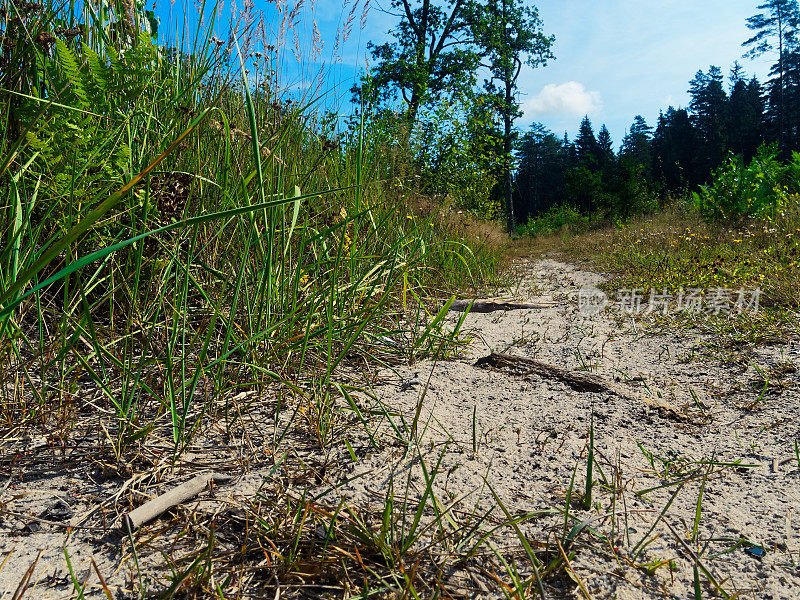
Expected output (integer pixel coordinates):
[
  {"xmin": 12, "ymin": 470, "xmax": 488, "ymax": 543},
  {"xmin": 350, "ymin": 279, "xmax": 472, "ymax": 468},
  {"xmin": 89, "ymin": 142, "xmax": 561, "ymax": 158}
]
[
  {"xmin": 2, "ymin": 259, "xmax": 800, "ymax": 599},
  {"xmin": 320, "ymin": 258, "xmax": 800, "ymax": 599}
]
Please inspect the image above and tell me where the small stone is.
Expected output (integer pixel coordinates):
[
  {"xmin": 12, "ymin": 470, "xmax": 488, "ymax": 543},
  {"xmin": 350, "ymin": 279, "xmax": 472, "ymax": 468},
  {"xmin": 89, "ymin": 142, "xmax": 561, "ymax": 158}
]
[
  {"xmin": 21, "ymin": 521, "xmax": 42, "ymax": 533},
  {"xmin": 41, "ymin": 499, "xmax": 74, "ymax": 522}
]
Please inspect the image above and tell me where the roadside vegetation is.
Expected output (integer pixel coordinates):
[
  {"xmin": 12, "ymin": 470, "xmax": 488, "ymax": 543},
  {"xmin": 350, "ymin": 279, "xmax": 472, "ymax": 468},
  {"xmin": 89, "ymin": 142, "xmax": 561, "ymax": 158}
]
[
  {"xmin": 3, "ymin": 0, "xmax": 800, "ymax": 598},
  {"xmin": 520, "ymin": 147, "xmax": 800, "ymax": 337},
  {"xmin": 0, "ymin": 1, "xmax": 522, "ymax": 596},
  {"xmin": 515, "ymin": 0, "xmax": 800, "ymax": 343}
]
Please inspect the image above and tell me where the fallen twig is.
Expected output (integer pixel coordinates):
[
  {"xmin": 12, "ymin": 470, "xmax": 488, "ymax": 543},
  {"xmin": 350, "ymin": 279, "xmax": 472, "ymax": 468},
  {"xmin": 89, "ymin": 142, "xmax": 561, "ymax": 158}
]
[
  {"xmin": 474, "ymin": 353, "xmax": 683, "ymax": 420},
  {"xmin": 449, "ymin": 299, "xmax": 557, "ymax": 313},
  {"xmin": 122, "ymin": 472, "xmax": 231, "ymax": 531}
]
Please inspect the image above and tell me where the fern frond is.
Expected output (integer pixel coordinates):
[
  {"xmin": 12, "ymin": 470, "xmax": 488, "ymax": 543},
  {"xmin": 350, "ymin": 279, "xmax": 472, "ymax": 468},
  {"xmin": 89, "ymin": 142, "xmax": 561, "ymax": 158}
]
[
  {"xmin": 107, "ymin": 46, "xmax": 122, "ymax": 76},
  {"xmin": 83, "ymin": 44, "xmax": 108, "ymax": 95},
  {"xmin": 55, "ymin": 39, "xmax": 89, "ymax": 107}
]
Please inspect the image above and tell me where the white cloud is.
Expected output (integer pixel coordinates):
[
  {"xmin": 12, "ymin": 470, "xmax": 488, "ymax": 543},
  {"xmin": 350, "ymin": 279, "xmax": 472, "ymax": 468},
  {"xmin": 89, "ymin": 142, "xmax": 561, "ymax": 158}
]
[{"xmin": 523, "ymin": 82, "xmax": 602, "ymax": 117}]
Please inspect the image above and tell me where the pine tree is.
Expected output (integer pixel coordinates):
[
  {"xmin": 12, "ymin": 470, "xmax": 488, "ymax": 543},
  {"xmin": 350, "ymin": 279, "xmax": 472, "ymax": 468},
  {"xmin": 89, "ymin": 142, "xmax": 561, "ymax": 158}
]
[
  {"xmin": 728, "ymin": 75, "xmax": 764, "ymax": 160},
  {"xmin": 784, "ymin": 49, "xmax": 800, "ymax": 148},
  {"xmin": 597, "ymin": 124, "xmax": 614, "ymax": 167},
  {"xmin": 688, "ymin": 66, "xmax": 729, "ymax": 175},
  {"xmin": 575, "ymin": 115, "xmax": 600, "ymax": 164},
  {"xmin": 515, "ymin": 122, "xmax": 567, "ymax": 219},
  {"xmin": 730, "ymin": 61, "xmax": 746, "ymax": 88},
  {"xmin": 743, "ymin": 0, "xmax": 800, "ymax": 152},
  {"xmin": 621, "ymin": 115, "xmax": 653, "ymax": 175},
  {"xmin": 652, "ymin": 107, "xmax": 699, "ymax": 192}
]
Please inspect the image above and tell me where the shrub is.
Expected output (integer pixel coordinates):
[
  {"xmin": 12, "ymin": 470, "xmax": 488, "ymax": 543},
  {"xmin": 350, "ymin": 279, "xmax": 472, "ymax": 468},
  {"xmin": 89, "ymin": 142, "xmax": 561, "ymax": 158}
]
[
  {"xmin": 693, "ymin": 144, "xmax": 784, "ymax": 221},
  {"xmin": 517, "ymin": 203, "xmax": 588, "ymax": 236}
]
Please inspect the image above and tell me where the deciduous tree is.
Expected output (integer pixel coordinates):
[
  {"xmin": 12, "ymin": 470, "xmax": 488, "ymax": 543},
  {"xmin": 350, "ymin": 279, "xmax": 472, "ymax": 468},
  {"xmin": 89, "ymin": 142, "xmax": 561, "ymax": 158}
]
[
  {"xmin": 471, "ymin": 0, "xmax": 553, "ymax": 232},
  {"xmin": 358, "ymin": 0, "xmax": 479, "ymax": 127}
]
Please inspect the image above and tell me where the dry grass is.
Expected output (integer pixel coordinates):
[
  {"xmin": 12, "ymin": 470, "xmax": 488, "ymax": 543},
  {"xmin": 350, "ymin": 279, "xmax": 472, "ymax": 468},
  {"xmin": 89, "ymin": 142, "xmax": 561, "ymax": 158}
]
[{"xmin": 513, "ymin": 204, "xmax": 800, "ymax": 343}]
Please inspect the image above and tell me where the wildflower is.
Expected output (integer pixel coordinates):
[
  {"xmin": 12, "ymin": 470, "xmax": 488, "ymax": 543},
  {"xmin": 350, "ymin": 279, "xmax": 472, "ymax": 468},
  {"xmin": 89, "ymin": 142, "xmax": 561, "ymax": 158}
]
[
  {"xmin": 406, "ymin": 215, "xmax": 413, "ymax": 219},
  {"xmin": 299, "ymin": 273, "xmax": 310, "ymax": 287}
]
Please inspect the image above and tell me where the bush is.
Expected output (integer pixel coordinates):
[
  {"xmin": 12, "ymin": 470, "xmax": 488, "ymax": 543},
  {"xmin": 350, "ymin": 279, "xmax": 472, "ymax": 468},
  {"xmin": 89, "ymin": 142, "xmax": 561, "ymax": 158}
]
[
  {"xmin": 693, "ymin": 144, "xmax": 784, "ymax": 221},
  {"xmin": 517, "ymin": 203, "xmax": 589, "ymax": 236}
]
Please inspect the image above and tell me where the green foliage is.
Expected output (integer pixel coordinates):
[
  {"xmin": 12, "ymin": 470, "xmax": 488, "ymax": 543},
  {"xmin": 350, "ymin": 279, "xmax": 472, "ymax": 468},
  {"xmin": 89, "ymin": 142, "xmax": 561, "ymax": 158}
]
[
  {"xmin": 693, "ymin": 144, "xmax": 785, "ymax": 221},
  {"xmin": 470, "ymin": 0, "xmax": 554, "ymax": 231},
  {"xmin": 1, "ymin": 0, "xmax": 502, "ymax": 478},
  {"xmin": 606, "ymin": 159, "xmax": 659, "ymax": 219},
  {"xmin": 356, "ymin": 0, "xmax": 481, "ymax": 125},
  {"xmin": 516, "ymin": 203, "xmax": 588, "ymax": 236},
  {"xmin": 556, "ymin": 205, "xmax": 800, "ymax": 317},
  {"xmin": 564, "ymin": 164, "xmax": 603, "ymax": 210},
  {"xmin": 356, "ymin": 0, "xmax": 553, "ymax": 230},
  {"xmin": 16, "ymin": 31, "xmax": 164, "ymax": 247},
  {"xmin": 412, "ymin": 92, "xmax": 503, "ymax": 218}
]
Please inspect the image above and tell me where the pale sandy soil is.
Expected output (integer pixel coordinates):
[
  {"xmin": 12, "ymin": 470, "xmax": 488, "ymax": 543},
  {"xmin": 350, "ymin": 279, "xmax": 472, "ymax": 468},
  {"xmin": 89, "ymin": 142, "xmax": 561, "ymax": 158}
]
[{"xmin": 2, "ymin": 259, "xmax": 800, "ymax": 599}]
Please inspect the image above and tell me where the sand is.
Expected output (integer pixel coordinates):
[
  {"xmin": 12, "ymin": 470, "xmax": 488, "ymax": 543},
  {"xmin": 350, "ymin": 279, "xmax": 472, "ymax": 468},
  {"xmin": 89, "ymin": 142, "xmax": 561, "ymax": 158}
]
[{"xmin": 3, "ymin": 259, "xmax": 800, "ymax": 598}]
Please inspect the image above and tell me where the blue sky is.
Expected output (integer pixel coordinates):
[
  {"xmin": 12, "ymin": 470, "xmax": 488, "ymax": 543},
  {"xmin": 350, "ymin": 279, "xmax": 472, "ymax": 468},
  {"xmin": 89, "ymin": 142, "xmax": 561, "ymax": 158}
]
[
  {"xmin": 158, "ymin": 0, "xmax": 774, "ymax": 149},
  {"xmin": 523, "ymin": 1, "xmax": 772, "ymax": 147}
]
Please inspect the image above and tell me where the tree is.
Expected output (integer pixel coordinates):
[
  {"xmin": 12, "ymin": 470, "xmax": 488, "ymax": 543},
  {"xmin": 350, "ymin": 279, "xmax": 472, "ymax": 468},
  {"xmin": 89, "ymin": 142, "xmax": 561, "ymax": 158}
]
[
  {"xmin": 781, "ymin": 48, "xmax": 800, "ymax": 148},
  {"xmin": 472, "ymin": 0, "xmax": 554, "ymax": 232},
  {"xmin": 357, "ymin": 0, "xmax": 479, "ymax": 127},
  {"xmin": 730, "ymin": 60, "xmax": 747, "ymax": 88},
  {"xmin": 597, "ymin": 125, "xmax": 614, "ymax": 161},
  {"xmin": 651, "ymin": 107, "xmax": 700, "ymax": 193},
  {"xmin": 411, "ymin": 90, "xmax": 505, "ymax": 217},
  {"xmin": 515, "ymin": 123, "xmax": 567, "ymax": 220},
  {"xmin": 743, "ymin": 0, "xmax": 800, "ymax": 152},
  {"xmin": 728, "ymin": 75, "xmax": 764, "ymax": 160},
  {"xmin": 563, "ymin": 164, "xmax": 603, "ymax": 215},
  {"xmin": 688, "ymin": 66, "xmax": 729, "ymax": 175},
  {"xmin": 621, "ymin": 115, "xmax": 653, "ymax": 174},
  {"xmin": 574, "ymin": 115, "xmax": 600, "ymax": 165}
]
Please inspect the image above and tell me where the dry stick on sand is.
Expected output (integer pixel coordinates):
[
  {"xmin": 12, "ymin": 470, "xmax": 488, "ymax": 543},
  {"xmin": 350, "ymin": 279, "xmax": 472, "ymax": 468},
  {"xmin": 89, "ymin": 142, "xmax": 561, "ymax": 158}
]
[
  {"xmin": 122, "ymin": 473, "xmax": 231, "ymax": 531},
  {"xmin": 449, "ymin": 299, "xmax": 557, "ymax": 313},
  {"xmin": 474, "ymin": 353, "xmax": 684, "ymax": 420}
]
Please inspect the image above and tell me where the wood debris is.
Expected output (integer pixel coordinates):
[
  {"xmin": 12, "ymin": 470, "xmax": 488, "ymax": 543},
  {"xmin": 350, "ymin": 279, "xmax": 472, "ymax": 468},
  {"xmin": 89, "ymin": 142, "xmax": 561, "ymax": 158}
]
[
  {"xmin": 474, "ymin": 352, "xmax": 684, "ymax": 420},
  {"xmin": 122, "ymin": 472, "xmax": 231, "ymax": 531},
  {"xmin": 449, "ymin": 299, "xmax": 557, "ymax": 313}
]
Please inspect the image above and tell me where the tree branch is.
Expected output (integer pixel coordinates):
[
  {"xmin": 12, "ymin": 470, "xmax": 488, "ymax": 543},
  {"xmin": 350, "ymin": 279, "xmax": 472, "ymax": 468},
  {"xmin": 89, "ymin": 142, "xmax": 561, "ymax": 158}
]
[
  {"xmin": 401, "ymin": 0, "xmax": 421, "ymax": 37},
  {"xmin": 432, "ymin": 0, "xmax": 467, "ymax": 58}
]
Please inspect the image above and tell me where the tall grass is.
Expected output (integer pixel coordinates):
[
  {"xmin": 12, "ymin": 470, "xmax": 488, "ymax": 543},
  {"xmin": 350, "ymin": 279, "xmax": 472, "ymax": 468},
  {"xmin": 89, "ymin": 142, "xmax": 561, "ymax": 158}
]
[
  {"xmin": 0, "ymin": 2, "xmax": 533, "ymax": 596},
  {"xmin": 0, "ymin": 0, "xmax": 499, "ymax": 459}
]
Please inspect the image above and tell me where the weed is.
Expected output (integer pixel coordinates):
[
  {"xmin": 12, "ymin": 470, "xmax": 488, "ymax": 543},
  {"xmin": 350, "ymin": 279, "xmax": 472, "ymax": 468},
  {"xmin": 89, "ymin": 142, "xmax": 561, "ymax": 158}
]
[{"xmin": 0, "ymin": 0, "xmax": 505, "ymax": 596}]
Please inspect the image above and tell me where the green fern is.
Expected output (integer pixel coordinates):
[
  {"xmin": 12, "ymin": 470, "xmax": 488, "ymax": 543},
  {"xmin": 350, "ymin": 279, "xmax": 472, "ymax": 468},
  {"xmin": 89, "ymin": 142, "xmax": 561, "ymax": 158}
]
[
  {"xmin": 83, "ymin": 44, "xmax": 109, "ymax": 96},
  {"xmin": 54, "ymin": 39, "xmax": 89, "ymax": 108}
]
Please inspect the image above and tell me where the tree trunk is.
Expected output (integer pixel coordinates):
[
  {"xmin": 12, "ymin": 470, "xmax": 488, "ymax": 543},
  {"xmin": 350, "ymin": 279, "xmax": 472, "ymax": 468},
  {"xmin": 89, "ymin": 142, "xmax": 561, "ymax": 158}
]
[
  {"xmin": 502, "ymin": 0, "xmax": 515, "ymax": 234},
  {"xmin": 406, "ymin": 90, "xmax": 421, "ymax": 128},
  {"xmin": 504, "ymin": 81, "xmax": 514, "ymax": 233},
  {"xmin": 779, "ymin": 9, "xmax": 786, "ymax": 155}
]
